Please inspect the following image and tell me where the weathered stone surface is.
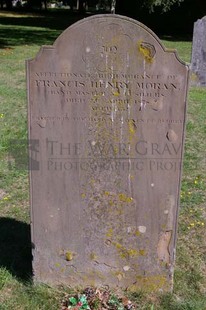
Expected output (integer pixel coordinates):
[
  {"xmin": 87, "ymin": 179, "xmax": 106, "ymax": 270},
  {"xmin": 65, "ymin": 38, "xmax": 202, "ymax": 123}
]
[
  {"xmin": 27, "ymin": 14, "xmax": 189, "ymax": 292},
  {"xmin": 191, "ymin": 16, "xmax": 206, "ymax": 86}
]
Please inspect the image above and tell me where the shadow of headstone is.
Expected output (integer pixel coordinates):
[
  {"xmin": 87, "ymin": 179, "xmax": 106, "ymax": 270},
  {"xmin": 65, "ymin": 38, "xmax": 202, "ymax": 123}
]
[{"xmin": 0, "ymin": 217, "xmax": 32, "ymax": 281}]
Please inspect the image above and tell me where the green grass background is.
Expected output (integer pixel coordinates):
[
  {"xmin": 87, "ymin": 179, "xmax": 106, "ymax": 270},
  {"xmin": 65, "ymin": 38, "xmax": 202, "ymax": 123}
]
[{"xmin": 0, "ymin": 10, "xmax": 205, "ymax": 310}]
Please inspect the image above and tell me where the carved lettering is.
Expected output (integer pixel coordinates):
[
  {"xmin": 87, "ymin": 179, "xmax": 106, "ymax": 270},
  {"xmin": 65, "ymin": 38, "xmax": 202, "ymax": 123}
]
[
  {"xmin": 136, "ymin": 82, "xmax": 178, "ymax": 90},
  {"xmin": 35, "ymin": 80, "xmax": 86, "ymax": 88},
  {"xmin": 101, "ymin": 45, "xmax": 117, "ymax": 53}
]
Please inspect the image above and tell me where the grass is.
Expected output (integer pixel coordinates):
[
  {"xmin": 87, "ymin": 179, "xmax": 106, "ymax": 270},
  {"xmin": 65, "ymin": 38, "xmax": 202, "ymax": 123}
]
[{"xmin": 0, "ymin": 10, "xmax": 205, "ymax": 310}]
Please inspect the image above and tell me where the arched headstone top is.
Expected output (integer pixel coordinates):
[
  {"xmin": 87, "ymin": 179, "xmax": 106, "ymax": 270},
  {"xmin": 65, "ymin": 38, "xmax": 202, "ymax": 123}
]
[
  {"xmin": 27, "ymin": 14, "xmax": 189, "ymax": 291},
  {"xmin": 30, "ymin": 14, "xmax": 187, "ymax": 68}
]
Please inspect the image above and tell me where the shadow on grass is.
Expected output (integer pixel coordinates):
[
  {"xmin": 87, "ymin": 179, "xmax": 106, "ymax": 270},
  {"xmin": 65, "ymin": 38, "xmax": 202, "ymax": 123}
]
[
  {"xmin": 0, "ymin": 11, "xmax": 85, "ymax": 48},
  {"xmin": 0, "ymin": 27, "xmax": 61, "ymax": 47},
  {"xmin": 0, "ymin": 217, "xmax": 32, "ymax": 281},
  {"xmin": 0, "ymin": 11, "xmax": 83, "ymax": 30},
  {"xmin": 0, "ymin": 10, "xmax": 193, "ymax": 48}
]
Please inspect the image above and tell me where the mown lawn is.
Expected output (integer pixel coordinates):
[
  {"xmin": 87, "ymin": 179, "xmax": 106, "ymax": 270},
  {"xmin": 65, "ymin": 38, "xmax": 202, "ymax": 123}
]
[{"xmin": 0, "ymin": 10, "xmax": 205, "ymax": 310}]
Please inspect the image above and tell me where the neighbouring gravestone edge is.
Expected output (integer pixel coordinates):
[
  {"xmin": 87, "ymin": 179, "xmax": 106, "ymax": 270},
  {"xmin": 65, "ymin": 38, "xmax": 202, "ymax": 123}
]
[
  {"xmin": 26, "ymin": 14, "xmax": 188, "ymax": 68},
  {"xmin": 190, "ymin": 16, "xmax": 206, "ymax": 86}
]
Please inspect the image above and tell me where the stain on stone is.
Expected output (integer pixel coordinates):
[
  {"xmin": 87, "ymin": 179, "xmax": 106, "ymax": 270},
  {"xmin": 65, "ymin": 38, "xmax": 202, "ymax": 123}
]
[
  {"xmin": 113, "ymin": 271, "xmax": 125, "ymax": 282},
  {"xmin": 135, "ymin": 230, "xmax": 141, "ymax": 237},
  {"xmin": 65, "ymin": 251, "xmax": 74, "ymax": 261},
  {"xmin": 106, "ymin": 228, "xmax": 113, "ymax": 238},
  {"xmin": 55, "ymin": 262, "xmax": 61, "ymax": 268},
  {"xmin": 138, "ymin": 226, "xmax": 147, "ymax": 234},
  {"xmin": 129, "ymin": 274, "xmax": 168, "ymax": 292},
  {"xmin": 151, "ymin": 98, "xmax": 163, "ymax": 111},
  {"xmin": 112, "ymin": 90, "xmax": 120, "ymax": 96},
  {"xmin": 37, "ymin": 118, "xmax": 46, "ymax": 128},
  {"xmin": 157, "ymin": 231, "xmax": 172, "ymax": 264},
  {"xmin": 113, "ymin": 242, "xmax": 138, "ymax": 259},
  {"xmin": 139, "ymin": 249, "xmax": 146, "ymax": 256},
  {"xmin": 118, "ymin": 192, "xmax": 133, "ymax": 203},
  {"xmin": 164, "ymin": 195, "xmax": 175, "ymax": 231},
  {"xmin": 90, "ymin": 252, "xmax": 98, "ymax": 260},
  {"xmin": 128, "ymin": 119, "xmax": 137, "ymax": 142},
  {"xmin": 166, "ymin": 129, "xmax": 178, "ymax": 142},
  {"xmin": 190, "ymin": 72, "xmax": 198, "ymax": 84},
  {"xmin": 138, "ymin": 41, "xmax": 156, "ymax": 62},
  {"xmin": 105, "ymin": 239, "xmax": 112, "ymax": 246},
  {"xmin": 157, "ymin": 195, "xmax": 175, "ymax": 264}
]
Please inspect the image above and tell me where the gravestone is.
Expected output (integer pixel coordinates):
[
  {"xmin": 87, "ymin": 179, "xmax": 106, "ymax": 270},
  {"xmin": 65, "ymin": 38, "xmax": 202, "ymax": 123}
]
[
  {"xmin": 191, "ymin": 16, "xmax": 206, "ymax": 86},
  {"xmin": 27, "ymin": 15, "xmax": 189, "ymax": 292}
]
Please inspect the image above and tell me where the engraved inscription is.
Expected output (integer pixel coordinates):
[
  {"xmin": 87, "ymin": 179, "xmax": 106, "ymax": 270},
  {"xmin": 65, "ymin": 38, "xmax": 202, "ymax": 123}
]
[{"xmin": 34, "ymin": 71, "xmax": 182, "ymax": 116}]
